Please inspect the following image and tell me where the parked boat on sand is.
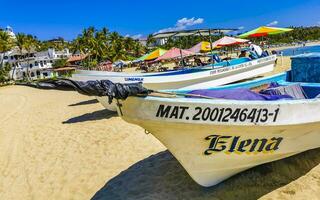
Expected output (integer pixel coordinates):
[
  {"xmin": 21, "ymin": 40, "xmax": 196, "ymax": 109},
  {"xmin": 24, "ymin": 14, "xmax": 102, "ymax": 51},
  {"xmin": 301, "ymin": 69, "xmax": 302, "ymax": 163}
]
[
  {"xmin": 33, "ymin": 53, "xmax": 320, "ymax": 187},
  {"xmin": 112, "ymin": 53, "xmax": 320, "ymax": 186},
  {"xmin": 76, "ymin": 55, "xmax": 276, "ymax": 111}
]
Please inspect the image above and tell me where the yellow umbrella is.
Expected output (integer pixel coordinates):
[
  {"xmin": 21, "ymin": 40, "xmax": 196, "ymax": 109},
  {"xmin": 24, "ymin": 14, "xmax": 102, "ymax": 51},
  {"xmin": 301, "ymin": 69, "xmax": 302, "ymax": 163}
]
[
  {"xmin": 189, "ymin": 41, "xmax": 221, "ymax": 53},
  {"xmin": 144, "ymin": 48, "xmax": 167, "ymax": 60}
]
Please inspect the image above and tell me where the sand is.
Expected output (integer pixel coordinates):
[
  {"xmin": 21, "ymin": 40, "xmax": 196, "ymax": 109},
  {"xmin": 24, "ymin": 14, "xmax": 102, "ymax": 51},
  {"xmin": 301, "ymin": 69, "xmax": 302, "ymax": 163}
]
[
  {"xmin": 1, "ymin": 56, "xmax": 320, "ymax": 199},
  {"xmin": 0, "ymin": 86, "xmax": 165, "ymax": 199}
]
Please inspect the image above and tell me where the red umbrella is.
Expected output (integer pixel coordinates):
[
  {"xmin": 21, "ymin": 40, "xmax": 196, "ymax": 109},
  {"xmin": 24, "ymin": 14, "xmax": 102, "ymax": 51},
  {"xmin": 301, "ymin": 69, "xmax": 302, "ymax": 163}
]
[{"xmin": 155, "ymin": 47, "xmax": 194, "ymax": 61}]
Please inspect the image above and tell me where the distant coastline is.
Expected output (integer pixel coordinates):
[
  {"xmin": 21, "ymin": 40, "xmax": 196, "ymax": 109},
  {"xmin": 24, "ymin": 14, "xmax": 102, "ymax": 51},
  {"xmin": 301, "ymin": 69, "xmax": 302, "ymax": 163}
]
[{"xmin": 271, "ymin": 41, "xmax": 320, "ymax": 51}]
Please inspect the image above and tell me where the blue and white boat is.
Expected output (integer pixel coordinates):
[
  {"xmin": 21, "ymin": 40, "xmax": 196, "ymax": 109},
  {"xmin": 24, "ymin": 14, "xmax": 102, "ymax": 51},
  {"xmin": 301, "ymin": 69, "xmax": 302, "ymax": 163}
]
[
  {"xmin": 114, "ymin": 53, "xmax": 320, "ymax": 187},
  {"xmin": 75, "ymin": 55, "xmax": 276, "ymax": 111},
  {"xmin": 73, "ymin": 56, "xmax": 276, "ymax": 90}
]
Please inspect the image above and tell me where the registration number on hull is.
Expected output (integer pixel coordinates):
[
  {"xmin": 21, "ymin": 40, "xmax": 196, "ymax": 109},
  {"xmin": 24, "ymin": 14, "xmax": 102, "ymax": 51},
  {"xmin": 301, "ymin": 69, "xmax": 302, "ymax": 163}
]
[{"xmin": 155, "ymin": 104, "xmax": 280, "ymax": 123}]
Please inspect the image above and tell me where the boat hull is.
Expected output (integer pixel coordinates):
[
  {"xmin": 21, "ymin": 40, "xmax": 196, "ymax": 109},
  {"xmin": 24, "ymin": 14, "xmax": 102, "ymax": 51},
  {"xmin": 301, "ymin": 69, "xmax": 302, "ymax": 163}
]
[{"xmin": 117, "ymin": 96, "xmax": 320, "ymax": 187}]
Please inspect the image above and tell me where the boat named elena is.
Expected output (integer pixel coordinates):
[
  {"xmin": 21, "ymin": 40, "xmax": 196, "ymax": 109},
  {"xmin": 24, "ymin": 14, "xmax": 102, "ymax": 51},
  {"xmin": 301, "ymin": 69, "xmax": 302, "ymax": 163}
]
[
  {"xmin": 113, "ymin": 53, "xmax": 320, "ymax": 187},
  {"xmin": 204, "ymin": 135, "xmax": 283, "ymax": 155}
]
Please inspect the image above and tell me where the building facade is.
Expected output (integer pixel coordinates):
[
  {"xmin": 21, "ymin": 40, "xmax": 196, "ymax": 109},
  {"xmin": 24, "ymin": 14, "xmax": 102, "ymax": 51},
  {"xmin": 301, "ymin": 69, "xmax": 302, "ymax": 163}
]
[{"xmin": 4, "ymin": 48, "xmax": 71, "ymax": 80}]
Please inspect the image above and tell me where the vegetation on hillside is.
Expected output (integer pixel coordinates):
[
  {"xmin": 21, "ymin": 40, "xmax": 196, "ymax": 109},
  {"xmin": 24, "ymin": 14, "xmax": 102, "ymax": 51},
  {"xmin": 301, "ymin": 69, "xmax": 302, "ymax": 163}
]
[{"xmin": 70, "ymin": 27, "xmax": 146, "ymax": 64}]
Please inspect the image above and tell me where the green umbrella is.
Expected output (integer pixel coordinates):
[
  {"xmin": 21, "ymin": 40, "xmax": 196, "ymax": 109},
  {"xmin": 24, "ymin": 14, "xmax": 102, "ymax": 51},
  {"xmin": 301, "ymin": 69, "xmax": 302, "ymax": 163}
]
[
  {"xmin": 238, "ymin": 26, "xmax": 293, "ymax": 38},
  {"xmin": 137, "ymin": 48, "xmax": 167, "ymax": 61}
]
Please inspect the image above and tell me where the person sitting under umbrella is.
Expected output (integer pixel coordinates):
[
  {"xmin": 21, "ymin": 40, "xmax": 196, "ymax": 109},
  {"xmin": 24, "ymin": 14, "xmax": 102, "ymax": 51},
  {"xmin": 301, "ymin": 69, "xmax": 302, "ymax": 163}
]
[
  {"xmin": 194, "ymin": 56, "xmax": 204, "ymax": 66},
  {"xmin": 239, "ymin": 50, "xmax": 247, "ymax": 58}
]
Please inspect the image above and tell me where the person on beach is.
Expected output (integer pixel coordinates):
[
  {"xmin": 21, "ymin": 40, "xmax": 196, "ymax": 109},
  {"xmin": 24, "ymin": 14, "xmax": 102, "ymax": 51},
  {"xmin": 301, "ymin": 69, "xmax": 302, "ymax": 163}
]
[
  {"xmin": 239, "ymin": 50, "xmax": 247, "ymax": 58},
  {"xmin": 194, "ymin": 56, "xmax": 204, "ymax": 66}
]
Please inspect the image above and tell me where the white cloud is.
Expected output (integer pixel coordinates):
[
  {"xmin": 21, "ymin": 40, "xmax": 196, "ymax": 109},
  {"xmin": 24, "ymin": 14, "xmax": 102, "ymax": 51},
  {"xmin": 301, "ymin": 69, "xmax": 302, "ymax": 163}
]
[
  {"xmin": 131, "ymin": 34, "xmax": 143, "ymax": 39},
  {"xmin": 176, "ymin": 17, "xmax": 204, "ymax": 27},
  {"xmin": 267, "ymin": 21, "xmax": 279, "ymax": 26},
  {"xmin": 157, "ymin": 17, "xmax": 204, "ymax": 33},
  {"xmin": 125, "ymin": 34, "xmax": 143, "ymax": 39},
  {"xmin": 238, "ymin": 26, "xmax": 245, "ymax": 30}
]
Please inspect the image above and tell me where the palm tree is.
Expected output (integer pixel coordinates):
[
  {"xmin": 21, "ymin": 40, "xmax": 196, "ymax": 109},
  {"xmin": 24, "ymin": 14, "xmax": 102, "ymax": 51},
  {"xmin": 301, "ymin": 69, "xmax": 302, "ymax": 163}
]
[
  {"xmin": 14, "ymin": 34, "xmax": 37, "ymax": 81},
  {"xmin": 0, "ymin": 31, "xmax": 14, "ymax": 68},
  {"xmin": 69, "ymin": 27, "xmax": 148, "ymax": 69},
  {"xmin": 13, "ymin": 33, "xmax": 28, "ymax": 79},
  {"xmin": 107, "ymin": 32, "xmax": 127, "ymax": 62},
  {"xmin": 132, "ymin": 42, "xmax": 146, "ymax": 57},
  {"xmin": 24, "ymin": 35, "xmax": 37, "ymax": 81}
]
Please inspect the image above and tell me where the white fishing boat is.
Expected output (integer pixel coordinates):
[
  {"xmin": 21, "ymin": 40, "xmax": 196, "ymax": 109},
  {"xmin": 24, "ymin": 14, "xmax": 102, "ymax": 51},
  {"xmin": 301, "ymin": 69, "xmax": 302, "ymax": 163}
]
[
  {"xmin": 73, "ymin": 56, "xmax": 276, "ymax": 90},
  {"xmin": 112, "ymin": 53, "xmax": 320, "ymax": 187},
  {"xmin": 75, "ymin": 55, "xmax": 276, "ymax": 111}
]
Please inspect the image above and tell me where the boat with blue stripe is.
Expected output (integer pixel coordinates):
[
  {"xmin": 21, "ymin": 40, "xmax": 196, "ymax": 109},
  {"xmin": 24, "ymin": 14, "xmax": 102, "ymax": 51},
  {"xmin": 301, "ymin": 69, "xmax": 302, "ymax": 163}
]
[{"xmin": 73, "ymin": 55, "xmax": 276, "ymax": 91}]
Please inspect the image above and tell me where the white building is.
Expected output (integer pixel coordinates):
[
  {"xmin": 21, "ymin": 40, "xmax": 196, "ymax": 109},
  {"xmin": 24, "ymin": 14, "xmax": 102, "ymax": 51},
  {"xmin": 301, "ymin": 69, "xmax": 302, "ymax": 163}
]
[
  {"xmin": 1, "ymin": 26, "xmax": 72, "ymax": 80},
  {"xmin": 4, "ymin": 48, "xmax": 71, "ymax": 80}
]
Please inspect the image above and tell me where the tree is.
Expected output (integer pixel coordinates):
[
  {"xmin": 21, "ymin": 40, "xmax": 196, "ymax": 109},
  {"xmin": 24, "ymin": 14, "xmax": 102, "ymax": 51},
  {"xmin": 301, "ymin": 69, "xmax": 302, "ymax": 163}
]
[
  {"xmin": 0, "ymin": 31, "xmax": 14, "ymax": 68},
  {"xmin": 52, "ymin": 59, "xmax": 68, "ymax": 68},
  {"xmin": 0, "ymin": 62, "xmax": 12, "ymax": 83},
  {"xmin": 13, "ymin": 33, "xmax": 28, "ymax": 79},
  {"xmin": 37, "ymin": 37, "xmax": 69, "ymax": 51},
  {"xmin": 14, "ymin": 33, "xmax": 38, "ymax": 81},
  {"xmin": 69, "ymin": 27, "xmax": 146, "ymax": 69}
]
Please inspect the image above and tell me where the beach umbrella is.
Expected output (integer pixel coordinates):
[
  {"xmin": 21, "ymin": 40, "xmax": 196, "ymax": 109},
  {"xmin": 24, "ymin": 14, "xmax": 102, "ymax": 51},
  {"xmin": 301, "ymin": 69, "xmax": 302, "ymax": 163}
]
[
  {"xmin": 155, "ymin": 47, "xmax": 194, "ymax": 61},
  {"xmin": 238, "ymin": 26, "xmax": 293, "ymax": 38},
  {"xmin": 211, "ymin": 36, "xmax": 249, "ymax": 48},
  {"xmin": 137, "ymin": 48, "xmax": 167, "ymax": 61},
  {"xmin": 188, "ymin": 41, "xmax": 212, "ymax": 53},
  {"xmin": 189, "ymin": 41, "xmax": 223, "ymax": 53}
]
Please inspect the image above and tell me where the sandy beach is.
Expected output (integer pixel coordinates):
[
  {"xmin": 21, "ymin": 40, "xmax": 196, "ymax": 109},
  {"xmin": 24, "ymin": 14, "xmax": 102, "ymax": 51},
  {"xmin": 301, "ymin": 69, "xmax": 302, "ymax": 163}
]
[{"xmin": 1, "ymin": 57, "xmax": 320, "ymax": 200}]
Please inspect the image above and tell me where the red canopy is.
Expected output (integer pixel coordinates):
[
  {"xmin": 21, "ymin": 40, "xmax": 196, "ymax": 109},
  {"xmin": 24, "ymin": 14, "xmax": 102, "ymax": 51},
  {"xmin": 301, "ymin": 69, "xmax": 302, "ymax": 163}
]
[{"xmin": 155, "ymin": 47, "xmax": 194, "ymax": 61}]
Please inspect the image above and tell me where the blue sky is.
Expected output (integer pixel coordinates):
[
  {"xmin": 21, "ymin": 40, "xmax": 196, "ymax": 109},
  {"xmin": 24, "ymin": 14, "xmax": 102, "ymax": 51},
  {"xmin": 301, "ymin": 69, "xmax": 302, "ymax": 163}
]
[{"xmin": 1, "ymin": 0, "xmax": 319, "ymax": 40}]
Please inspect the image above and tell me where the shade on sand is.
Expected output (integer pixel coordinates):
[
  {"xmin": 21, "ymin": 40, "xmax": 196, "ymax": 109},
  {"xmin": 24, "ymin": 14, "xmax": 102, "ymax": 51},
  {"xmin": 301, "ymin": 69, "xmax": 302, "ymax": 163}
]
[
  {"xmin": 212, "ymin": 36, "xmax": 249, "ymax": 48},
  {"xmin": 138, "ymin": 48, "xmax": 167, "ymax": 61},
  {"xmin": 238, "ymin": 26, "xmax": 293, "ymax": 38},
  {"xmin": 155, "ymin": 47, "xmax": 194, "ymax": 61}
]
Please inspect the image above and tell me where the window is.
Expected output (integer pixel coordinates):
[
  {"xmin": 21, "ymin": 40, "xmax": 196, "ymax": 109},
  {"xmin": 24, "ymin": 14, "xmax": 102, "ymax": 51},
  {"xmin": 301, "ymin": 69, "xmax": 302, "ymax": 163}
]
[
  {"xmin": 35, "ymin": 61, "xmax": 39, "ymax": 66},
  {"xmin": 44, "ymin": 60, "xmax": 47, "ymax": 65},
  {"xmin": 36, "ymin": 71, "xmax": 40, "ymax": 76},
  {"xmin": 31, "ymin": 72, "xmax": 35, "ymax": 77},
  {"xmin": 43, "ymin": 72, "xmax": 48, "ymax": 77},
  {"xmin": 30, "ymin": 64, "xmax": 33, "ymax": 68}
]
